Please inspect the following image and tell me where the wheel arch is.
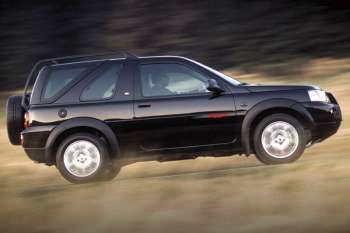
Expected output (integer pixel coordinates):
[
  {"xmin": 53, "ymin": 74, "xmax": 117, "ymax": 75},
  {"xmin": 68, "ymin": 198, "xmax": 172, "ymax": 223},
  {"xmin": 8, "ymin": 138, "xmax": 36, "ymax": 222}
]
[
  {"xmin": 241, "ymin": 99, "xmax": 314, "ymax": 155},
  {"xmin": 44, "ymin": 117, "xmax": 119, "ymax": 165}
]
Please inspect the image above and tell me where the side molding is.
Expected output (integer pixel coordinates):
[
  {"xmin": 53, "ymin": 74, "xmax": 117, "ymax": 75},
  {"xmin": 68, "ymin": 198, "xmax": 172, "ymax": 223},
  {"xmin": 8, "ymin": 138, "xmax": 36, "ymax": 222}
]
[
  {"xmin": 44, "ymin": 117, "xmax": 119, "ymax": 164},
  {"xmin": 241, "ymin": 99, "xmax": 314, "ymax": 155}
]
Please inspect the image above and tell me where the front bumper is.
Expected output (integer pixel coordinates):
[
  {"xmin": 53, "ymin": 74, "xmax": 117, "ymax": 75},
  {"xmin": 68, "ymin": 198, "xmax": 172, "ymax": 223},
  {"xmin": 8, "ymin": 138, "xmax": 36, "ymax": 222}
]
[{"xmin": 302, "ymin": 99, "xmax": 342, "ymax": 142}]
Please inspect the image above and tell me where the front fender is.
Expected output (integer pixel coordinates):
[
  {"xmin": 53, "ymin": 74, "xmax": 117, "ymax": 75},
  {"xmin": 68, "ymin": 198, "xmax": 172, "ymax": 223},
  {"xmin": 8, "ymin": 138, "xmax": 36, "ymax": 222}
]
[
  {"xmin": 44, "ymin": 117, "xmax": 119, "ymax": 164},
  {"xmin": 241, "ymin": 99, "xmax": 314, "ymax": 155}
]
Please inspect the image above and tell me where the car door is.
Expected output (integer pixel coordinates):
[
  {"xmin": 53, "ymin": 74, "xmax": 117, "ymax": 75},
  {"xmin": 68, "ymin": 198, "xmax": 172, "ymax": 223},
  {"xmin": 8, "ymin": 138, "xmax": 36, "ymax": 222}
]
[{"xmin": 133, "ymin": 60, "xmax": 237, "ymax": 152}]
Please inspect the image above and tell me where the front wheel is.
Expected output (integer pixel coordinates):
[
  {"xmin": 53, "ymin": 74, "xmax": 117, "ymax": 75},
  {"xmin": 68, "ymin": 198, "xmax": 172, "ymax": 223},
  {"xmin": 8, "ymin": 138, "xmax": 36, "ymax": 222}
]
[
  {"xmin": 253, "ymin": 114, "xmax": 307, "ymax": 165},
  {"xmin": 56, "ymin": 133, "xmax": 120, "ymax": 184}
]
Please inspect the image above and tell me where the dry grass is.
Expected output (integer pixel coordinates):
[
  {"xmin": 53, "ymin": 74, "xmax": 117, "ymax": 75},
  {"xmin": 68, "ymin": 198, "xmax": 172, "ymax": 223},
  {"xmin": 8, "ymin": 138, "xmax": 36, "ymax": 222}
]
[{"xmin": 0, "ymin": 58, "xmax": 350, "ymax": 233}]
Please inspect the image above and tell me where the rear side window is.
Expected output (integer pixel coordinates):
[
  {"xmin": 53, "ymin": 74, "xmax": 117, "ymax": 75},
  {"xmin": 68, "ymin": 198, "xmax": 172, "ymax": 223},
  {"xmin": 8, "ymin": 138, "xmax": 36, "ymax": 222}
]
[
  {"xmin": 80, "ymin": 63, "xmax": 122, "ymax": 101},
  {"xmin": 43, "ymin": 64, "xmax": 91, "ymax": 100}
]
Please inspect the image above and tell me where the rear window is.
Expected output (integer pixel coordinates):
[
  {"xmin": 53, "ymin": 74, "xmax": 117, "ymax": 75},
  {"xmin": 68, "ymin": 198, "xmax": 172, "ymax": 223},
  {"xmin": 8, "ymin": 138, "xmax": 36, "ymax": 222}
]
[{"xmin": 42, "ymin": 63, "xmax": 93, "ymax": 100}]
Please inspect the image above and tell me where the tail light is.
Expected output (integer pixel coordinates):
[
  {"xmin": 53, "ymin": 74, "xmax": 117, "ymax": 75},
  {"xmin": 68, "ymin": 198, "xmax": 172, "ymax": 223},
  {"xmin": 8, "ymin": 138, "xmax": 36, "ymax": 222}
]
[
  {"xmin": 24, "ymin": 112, "xmax": 30, "ymax": 129},
  {"xmin": 20, "ymin": 134, "xmax": 24, "ymax": 145}
]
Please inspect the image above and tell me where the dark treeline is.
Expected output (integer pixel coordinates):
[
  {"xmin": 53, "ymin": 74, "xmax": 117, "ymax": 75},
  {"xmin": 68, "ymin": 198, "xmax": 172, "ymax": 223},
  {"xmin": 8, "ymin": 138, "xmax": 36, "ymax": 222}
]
[{"xmin": 0, "ymin": 0, "xmax": 350, "ymax": 90}]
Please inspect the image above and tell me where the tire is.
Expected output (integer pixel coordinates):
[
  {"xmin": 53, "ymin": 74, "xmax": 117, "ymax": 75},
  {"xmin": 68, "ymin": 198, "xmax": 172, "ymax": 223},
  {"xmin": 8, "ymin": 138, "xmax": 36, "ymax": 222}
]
[
  {"xmin": 56, "ymin": 133, "xmax": 120, "ymax": 184},
  {"xmin": 253, "ymin": 113, "xmax": 307, "ymax": 165},
  {"xmin": 6, "ymin": 96, "xmax": 24, "ymax": 145}
]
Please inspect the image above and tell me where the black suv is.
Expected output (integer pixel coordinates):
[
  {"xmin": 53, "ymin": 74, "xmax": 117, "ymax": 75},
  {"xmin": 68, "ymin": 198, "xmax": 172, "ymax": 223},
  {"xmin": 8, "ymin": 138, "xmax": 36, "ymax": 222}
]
[{"xmin": 6, "ymin": 53, "xmax": 342, "ymax": 183}]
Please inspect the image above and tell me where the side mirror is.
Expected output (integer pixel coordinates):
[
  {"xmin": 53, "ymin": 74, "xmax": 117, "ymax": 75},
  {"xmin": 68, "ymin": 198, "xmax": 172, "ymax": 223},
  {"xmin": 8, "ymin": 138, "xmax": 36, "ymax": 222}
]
[{"xmin": 207, "ymin": 79, "xmax": 224, "ymax": 94}]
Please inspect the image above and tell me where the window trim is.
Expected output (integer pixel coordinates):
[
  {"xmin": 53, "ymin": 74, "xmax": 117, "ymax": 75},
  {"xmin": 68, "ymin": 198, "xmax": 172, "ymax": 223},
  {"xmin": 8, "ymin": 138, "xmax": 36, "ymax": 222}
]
[
  {"xmin": 40, "ymin": 61, "xmax": 103, "ymax": 104},
  {"xmin": 137, "ymin": 61, "xmax": 227, "ymax": 99},
  {"xmin": 79, "ymin": 63, "xmax": 123, "ymax": 102}
]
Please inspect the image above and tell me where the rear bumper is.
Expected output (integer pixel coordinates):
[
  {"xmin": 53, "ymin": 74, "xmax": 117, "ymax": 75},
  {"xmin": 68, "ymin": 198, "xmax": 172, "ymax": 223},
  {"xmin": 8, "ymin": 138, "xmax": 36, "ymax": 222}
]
[
  {"xmin": 24, "ymin": 148, "xmax": 46, "ymax": 163},
  {"xmin": 21, "ymin": 125, "xmax": 55, "ymax": 164}
]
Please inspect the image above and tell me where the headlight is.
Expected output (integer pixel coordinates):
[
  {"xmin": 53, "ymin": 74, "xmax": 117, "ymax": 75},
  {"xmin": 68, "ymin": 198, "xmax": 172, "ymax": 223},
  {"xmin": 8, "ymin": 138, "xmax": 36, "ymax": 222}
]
[{"xmin": 308, "ymin": 90, "xmax": 329, "ymax": 102}]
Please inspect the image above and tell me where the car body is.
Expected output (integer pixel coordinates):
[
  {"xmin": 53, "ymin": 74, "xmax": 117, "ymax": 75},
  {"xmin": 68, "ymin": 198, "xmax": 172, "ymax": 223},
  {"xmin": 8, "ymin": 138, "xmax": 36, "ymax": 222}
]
[{"xmin": 6, "ymin": 53, "xmax": 342, "ymax": 183}]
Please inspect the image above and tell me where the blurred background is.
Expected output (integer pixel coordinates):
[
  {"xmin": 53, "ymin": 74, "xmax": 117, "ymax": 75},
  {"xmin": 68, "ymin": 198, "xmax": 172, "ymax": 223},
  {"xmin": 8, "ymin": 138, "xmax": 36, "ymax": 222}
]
[
  {"xmin": 1, "ymin": 1, "xmax": 350, "ymax": 233},
  {"xmin": 1, "ymin": 0, "xmax": 350, "ymax": 89}
]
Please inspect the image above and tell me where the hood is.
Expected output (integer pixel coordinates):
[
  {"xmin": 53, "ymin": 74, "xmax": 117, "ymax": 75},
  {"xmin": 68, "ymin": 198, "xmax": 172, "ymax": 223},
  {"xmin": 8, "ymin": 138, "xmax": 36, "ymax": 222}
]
[{"xmin": 244, "ymin": 84, "xmax": 319, "ymax": 93}]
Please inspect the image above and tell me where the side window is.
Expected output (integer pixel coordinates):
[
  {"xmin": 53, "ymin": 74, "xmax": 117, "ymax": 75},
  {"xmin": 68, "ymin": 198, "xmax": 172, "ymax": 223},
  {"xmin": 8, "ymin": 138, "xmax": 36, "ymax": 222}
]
[
  {"xmin": 43, "ymin": 65, "xmax": 89, "ymax": 100},
  {"xmin": 80, "ymin": 64, "xmax": 122, "ymax": 101},
  {"xmin": 140, "ymin": 63, "xmax": 210, "ymax": 97}
]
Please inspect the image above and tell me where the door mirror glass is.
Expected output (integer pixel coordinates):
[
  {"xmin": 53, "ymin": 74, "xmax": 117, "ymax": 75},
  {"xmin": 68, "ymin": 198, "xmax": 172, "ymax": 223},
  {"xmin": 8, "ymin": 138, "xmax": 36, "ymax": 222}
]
[{"xmin": 207, "ymin": 79, "xmax": 224, "ymax": 94}]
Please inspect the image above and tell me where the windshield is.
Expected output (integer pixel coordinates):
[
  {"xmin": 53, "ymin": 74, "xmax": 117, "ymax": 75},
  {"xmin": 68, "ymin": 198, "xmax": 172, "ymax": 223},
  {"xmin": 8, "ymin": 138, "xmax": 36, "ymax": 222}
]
[{"xmin": 184, "ymin": 57, "xmax": 241, "ymax": 85}]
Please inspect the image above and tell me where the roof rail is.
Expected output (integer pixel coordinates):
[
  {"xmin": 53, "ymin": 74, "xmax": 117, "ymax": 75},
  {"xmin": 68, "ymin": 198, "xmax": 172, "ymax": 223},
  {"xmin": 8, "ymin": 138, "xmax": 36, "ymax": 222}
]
[
  {"xmin": 40, "ymin": 51, "xmax": 137, "ymax": 65},
  {"xmin": 21, "ymin": 51, "xmax": 137, "ymax": 109}
]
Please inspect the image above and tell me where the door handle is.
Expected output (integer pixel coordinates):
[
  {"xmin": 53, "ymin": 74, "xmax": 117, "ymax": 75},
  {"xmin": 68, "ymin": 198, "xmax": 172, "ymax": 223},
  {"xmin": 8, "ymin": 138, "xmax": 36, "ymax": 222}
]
[{"xmin": 138, "ymin": 104, "xmax": 151, "ymax": 108}]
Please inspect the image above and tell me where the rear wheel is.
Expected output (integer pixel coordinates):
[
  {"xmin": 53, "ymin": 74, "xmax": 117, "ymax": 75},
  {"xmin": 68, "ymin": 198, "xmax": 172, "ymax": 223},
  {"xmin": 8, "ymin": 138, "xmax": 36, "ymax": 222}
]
[
  {"xmin": 253, "ymin": 114, "xmax": 307, "ymax": 164},
  {"xmin": 56, "ymin": 133, "xmax": 120, "ymax": 184},
  {"xmin": 6, "ymin": 96, "xmax": 24, "ymax": 145}
]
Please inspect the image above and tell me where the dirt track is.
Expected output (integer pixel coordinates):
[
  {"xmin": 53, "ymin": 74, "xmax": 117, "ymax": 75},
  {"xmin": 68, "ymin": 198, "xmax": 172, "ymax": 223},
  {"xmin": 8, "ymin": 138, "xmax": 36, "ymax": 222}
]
[{"xmin": 1, "ymin": 61, "xmax": 350, "ymax": 233}]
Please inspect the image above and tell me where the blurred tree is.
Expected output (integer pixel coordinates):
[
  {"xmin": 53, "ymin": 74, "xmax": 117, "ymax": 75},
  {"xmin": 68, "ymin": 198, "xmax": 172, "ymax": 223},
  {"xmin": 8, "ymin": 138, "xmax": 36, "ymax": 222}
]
[{"xmin": 0, "ymin": 0, "xmax": 349, "ymax": 90}]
